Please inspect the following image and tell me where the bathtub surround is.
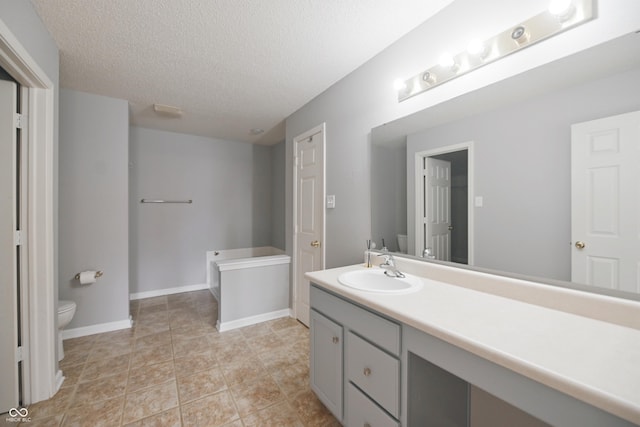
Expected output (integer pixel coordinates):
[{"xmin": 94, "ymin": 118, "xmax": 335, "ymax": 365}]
[
  {"xmin": 207, "ymin": 247, "xmax": 291, "ymax": 331},
  {"xmin": 129, "ymin": 127, "xmax": 282, "ymax": 296},
  {"xmin": 59, "ymin": 89, "xmax": 130, "ymax": 334}
]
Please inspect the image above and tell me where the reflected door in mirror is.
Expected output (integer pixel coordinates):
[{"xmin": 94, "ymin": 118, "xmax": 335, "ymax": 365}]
[{"xmin": 571, "ymin": 110, "xmax": 640, "ymax": 293}]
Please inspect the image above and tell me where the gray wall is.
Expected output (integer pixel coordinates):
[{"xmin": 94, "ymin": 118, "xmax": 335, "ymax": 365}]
[
  {"xmin": 129, "ymin": 127, "xmax": 274, "ymax": 294},
  {"xmin": 407, "ymin": 67, "xmax": 640, "ymax": 281},
  {"xmin": 59, "ymin": 89, "xmax": 130, "ymax": 329},
  {"xmin": 271, "ymin": 141, "xmax": 286, "ymax": 250},
  {"xmin": 284, "ymin": 0, "xmax": 640, "ymax": 269},
  {"xmin": 371, "ymin": 142, "xmax": 407, "ymax": 252}
]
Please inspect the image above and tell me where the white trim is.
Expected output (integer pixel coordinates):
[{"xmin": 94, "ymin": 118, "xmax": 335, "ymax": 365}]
[
  {"xmin": 54, "ymin": 370, "xmax": 64, "ymax": 391},
  {"xmin": 216, "ymin": 309, "xmax": 292, "ymax": 332},
  {"xmin": 216, "ymin": 255, "xmax": 291, "ymax": 271},
  {"xmin": 0, "ymin": 18, "xmax": 57, "ymax": 404},
  {"xmin": 61, "ymin": 317, "xmax": 133, "ymax": 340},
  {"xmin": 292, "ymin": 123, "xmax": 326, "ymax": 324},
  {"xmin": 414, "ymin": 141, "xmax": 475, "ymax": 266},
  {"xmin": 129, "ymin": 283, "xmax": 209, "ymax": 301}
]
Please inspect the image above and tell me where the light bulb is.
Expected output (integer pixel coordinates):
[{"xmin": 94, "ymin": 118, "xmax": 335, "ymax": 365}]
[
  {"xmin": 548, "ymin": 0, "xmax": 575, "ymax": 19},
  {"xmin": 393, "ymin": 78, "xmax": 407, "ymax": 92},
  {"xmin": 467, "ymin": 39, "xmax": 487, "ymax": 57},
  {"xmin": 439, "ymin": 53, "xmax": 456, "ymax": 69}
]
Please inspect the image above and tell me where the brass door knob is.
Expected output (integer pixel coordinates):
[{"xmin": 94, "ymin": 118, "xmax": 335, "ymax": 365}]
[
  {"xmin": 363, "ymin": 367, "xmax": 372, "ymax": 377},
  {"xmin": 310, "ymin": 240, "xmax": 321, "ymax": 248},
  {"xmin": 575, "ymin": 241, "xmax": 586, "ymax": 249}
]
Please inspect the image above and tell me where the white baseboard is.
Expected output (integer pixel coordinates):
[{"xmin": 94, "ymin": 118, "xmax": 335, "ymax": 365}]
[
  {"xmin": 62, "ymin": 316, "xmax": 133, "ymax": 340},
  {"xmin": 217, "ymin": 309, "xmax": 292, "ymax": 332},
  {"xmin": 129, "ymin": 283, "xmax": 208, "ymax": 301},
  {"xmin": 55, "ymin": 369, "xmax": 64, "ymax": 393}
]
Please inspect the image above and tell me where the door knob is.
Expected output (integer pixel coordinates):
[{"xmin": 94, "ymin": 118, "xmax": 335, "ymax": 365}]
[
  {"xmin": 448, "ymin": 225, "xmax": 453, "ymax": 231},
  {"xmin": 332, "ymin": 336, "xmax": 339, "ymax": 344},
  {"xmin": 310, "ymin": 240, "xmax": 321, "ymax": 248},
  {"xmin": 575, "ymin": 241, "xmax": 586, "ymax": 249}
]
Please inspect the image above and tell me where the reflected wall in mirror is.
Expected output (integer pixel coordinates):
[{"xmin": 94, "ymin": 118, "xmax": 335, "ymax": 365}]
[{"xmin": 371, "ymin": 33, "xmax": 640, "ymax": 296}]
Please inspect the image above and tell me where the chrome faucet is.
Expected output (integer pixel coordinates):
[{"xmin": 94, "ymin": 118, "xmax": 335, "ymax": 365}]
[{"xmin": 379, "ymin": 252, "xmax": 405, "ymax": 278}]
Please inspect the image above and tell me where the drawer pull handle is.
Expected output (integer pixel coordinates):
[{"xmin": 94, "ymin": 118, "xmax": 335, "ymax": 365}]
[
  {"xmin": 332, "ymin": 336, "xmax": 339, "ymax": 344},
  {"xmin": 363, "ymin": 367, "xmax": 372, "ymax": 377}
]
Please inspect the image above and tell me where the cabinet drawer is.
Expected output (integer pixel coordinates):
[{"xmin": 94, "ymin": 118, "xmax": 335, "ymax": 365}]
[
  {"xmin": 347, "ymin": 382, "xmax": 399, "ymax": 427},
  {"xmin": 311, "ymin": 285, "xmax": 400, "ymax": 355},
  {"xmin": 347, "ymin": 332, "xmax": 400, "ymax": 417}
]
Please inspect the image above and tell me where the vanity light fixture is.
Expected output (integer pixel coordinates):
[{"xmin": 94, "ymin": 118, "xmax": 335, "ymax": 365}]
[{"xmin": 396, "ymin": 0, "xmax": 595, "ymax": 102}]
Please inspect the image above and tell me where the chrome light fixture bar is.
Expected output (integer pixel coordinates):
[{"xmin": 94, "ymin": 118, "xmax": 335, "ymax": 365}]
[{"xmin": 397, "ymin": 0, "xmax": 595, "ymax": 102}]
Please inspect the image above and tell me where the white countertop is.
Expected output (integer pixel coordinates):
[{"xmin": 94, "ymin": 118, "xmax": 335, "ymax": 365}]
[{"xmin": 306, "ymin": 260, "xmax": 640, "ymax": 425}]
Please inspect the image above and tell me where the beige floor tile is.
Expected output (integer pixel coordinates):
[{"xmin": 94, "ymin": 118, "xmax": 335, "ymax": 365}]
[
  {"xmin": 73, "ymin": 372, "xmax": 128, "ymax": 405},
  {"xmin": 60, "ymin": 364, "xmax": 85, "ymax": 388},
  {"xmin": 61, "ymin": 396, "xmax": 124, "ymax": 427},
  {"xmin": 170, "ymin": 322, "xmax": 216, "ymax": 338},
  {"xmin": 127, "ymin": 360, "xmax": 176, "ymax": 393},
  {"xmin": 133, "ymin": 321, "xmax": 170, "ymax": 338},
  {"xmin": 230, "ymin": 376, "xmax": 284, "ymax": 417},
  {"xmin": 138, "ymin": 304, "xmax": 169, "ymax": 315},
  {"xmin": 27, "ymin": 386, "xmax": 76, "ymax": 419},
  {"xmin": 172, "ymin": 335, "xmax": 213, "ymax": 358},
  {"xmin": 246, "ymin": 333, "xmax": 285, "ymax": 355},
  {"xmin": 62, "ymin": 336, "xmax": 96, "ymax": 354},
  {"xmin": 59, "ymin": 351, "xmax": 90, "ymax": 370},
  {"xmin": 121, "ymin": 407, "xmax": 181, "ymax": 427},
  {"xmin": 15, "ymin": 414, "xmax": 63, "ymax": 427},
  {"xmin": 87, "ymin": 342, "xmax": 133, "ymax": 362},
  {"xmin": 271, "ymin": 362, "xmax": 310, "ymax": 398},
  {"xmin": 80, "ymin": 354, "xmax": 130, "ymax": 382},
  {"xmin": 121, "ymin": 381, "xmax": 178, "ymax": 425},
  {"xmin": 266, "ymin": 316, "xmax": 302, "ymax": 332},
  {"xmin": 238, "ymin": 323, "xmax": 273, "ymax": 339},
  {"xmin": 93, "ymin": 328, "xmax": 136, "ymax": 346},
  {"xmin": 259, "ymin": 345, "xmax": 306, "ymax": 373},
  {"xmin": 241, "ymin": 401, "xmax": 304, "ymax": 427},
  {"xmin": 213, "ymin": 337, "xmax": 252, "ymax": 364},
  {"xmin": 135, "ymin": 311, "xmax": 169, "ymax": 325},
  {"xmin": 290, "ymin": 390, "xmax": 340, "ymax": 427},
  {"xmin": 174, "ymin": 350, "xmax": 218, "ymax": 378},
  {"xmin": 130, "ymin": 344, "xmax": 174, "ymax": 369},
  {"xmin": 134, "ymin": 330, "xmax": 172, "ymax": 350},
  {"xmin": 138, "ymin": 296, "xmax": 167, "ymax": 308},
  {"xmin": 181, "ymin": 391, "xmax": 240, "ymax": 427},
  {"xmin": 177, "ymin": 367, "xmax": 227, "ymax": 403},
  {"xmin": 276, "ymin": 324, "xmax": 310, "ymax": 343},
  {"xmin": 221, "ymin": 356, "xmax": 268, "ymax": 386}
]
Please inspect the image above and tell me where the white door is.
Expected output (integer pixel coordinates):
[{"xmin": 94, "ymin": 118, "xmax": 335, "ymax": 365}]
[
  {"xmin": 571, "ymin": 110, "xmax": 640, "ymax": 292},
  {"xmin": 294, "ymin": 125, "xmax": 325, "ymax": 326},
  {"xmin": 0, "ymin": 79, "xmax": 20, "ymax": 412},
  {"xmin": 423, "ymin": 157, "xmax": 451, "ymax": 261}
]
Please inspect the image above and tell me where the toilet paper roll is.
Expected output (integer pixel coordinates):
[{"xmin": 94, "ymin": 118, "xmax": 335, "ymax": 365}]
[{"xmin": 79, "ymin": 270, "xmax": 97, "ymax": 285}]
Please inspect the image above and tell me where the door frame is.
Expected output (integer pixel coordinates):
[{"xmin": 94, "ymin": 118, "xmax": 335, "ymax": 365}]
[
  {"xmin": 0, "ymin": 19, "xmax": 58, "ymax": 404},
  {"xmin": 292, "ymin": 123, "xmax": 326, "ymax": 322},
  {"xmin": 414, "ymin": 141, "xmax": 475, "ymax": 266}
]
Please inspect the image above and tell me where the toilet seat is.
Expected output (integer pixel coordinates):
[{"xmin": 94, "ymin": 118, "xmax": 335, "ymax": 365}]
[{"xmin": 58, "ymin": 300, "xmax": 76, "ymax": 314}]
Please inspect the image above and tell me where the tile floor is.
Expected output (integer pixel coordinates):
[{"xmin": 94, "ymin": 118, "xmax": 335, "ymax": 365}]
[{"xmin": 17, "ymin": 290, "xmax": 340, "ymax": 426}]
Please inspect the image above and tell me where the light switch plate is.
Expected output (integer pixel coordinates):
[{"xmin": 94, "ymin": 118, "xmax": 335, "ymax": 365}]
[{"xmin": 327, "ymin": 195, "xmax": 336, "ymax": 209}]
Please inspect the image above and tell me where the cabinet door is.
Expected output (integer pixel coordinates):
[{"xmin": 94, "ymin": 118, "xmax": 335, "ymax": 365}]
[{"xmin": 311, "ymin": 309, "xmax": 343, "ymax": 421}]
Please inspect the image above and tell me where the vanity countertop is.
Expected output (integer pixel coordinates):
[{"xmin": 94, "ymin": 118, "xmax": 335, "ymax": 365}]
[{"xmin": 305, "ymin": 260, "xmax": 640, "ymax": 425}]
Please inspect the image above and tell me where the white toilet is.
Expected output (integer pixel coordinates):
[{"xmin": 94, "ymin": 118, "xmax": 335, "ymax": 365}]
[{"xmin": 57, "ymin": 300, "xmax": 77, "ymax": 361}]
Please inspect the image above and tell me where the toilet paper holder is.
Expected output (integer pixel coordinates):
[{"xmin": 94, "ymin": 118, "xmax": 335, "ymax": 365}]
[{"xmin": 74, "ymin": 270, "xmax": 103, "ymax": 281}]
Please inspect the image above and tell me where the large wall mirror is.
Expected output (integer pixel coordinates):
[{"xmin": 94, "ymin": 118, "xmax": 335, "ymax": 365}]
[{"xmin": 371, "ymin": 32, "xmax": 640, "ymax": 299}]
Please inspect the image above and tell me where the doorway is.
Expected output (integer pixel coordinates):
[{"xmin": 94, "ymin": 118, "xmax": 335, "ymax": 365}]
[
  {"xmin": 415, "ymin": 142, "xmax": 474, "ymax": 265},
  {"xmin": 0, "ymin": 19, "xmax": 58, "ymax": 406},
  {"xmin": 292, "ymin": 124, "xmax": 326, "ymax": 326}
]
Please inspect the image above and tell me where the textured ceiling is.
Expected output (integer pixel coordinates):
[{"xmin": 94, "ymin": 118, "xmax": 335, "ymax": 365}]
[{"xmin": 31, "ymin": 0, "xmax": 454, "ymax": 144}]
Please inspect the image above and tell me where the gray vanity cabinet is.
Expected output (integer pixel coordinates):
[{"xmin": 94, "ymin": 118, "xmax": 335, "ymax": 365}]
[
  {"xmin": 310, "ymin": 309, "xmax": 343, "ymax": 420},
  {"xmin": 310, "ymin": 284, "xmax": 401, "ymax": 427}
]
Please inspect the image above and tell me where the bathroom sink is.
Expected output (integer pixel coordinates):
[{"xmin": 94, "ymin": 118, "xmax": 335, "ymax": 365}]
[{"xmin": 338, "ymin": 268, "xmax": 423, "ymax": 294}]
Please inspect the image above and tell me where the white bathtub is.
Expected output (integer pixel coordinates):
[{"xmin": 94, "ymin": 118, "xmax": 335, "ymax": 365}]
[{"xmin": 206, "ymin": 246, "xmax": 291, "ymax": 331}]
